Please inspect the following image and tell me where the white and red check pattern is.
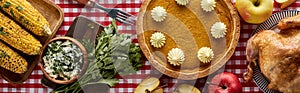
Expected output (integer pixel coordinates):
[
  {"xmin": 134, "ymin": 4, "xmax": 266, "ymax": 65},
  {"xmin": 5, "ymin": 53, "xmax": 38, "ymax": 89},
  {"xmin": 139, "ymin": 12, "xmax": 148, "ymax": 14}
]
[{"xmin": 0, "ymin": 0, "xmax": 299, "ymax": 93}]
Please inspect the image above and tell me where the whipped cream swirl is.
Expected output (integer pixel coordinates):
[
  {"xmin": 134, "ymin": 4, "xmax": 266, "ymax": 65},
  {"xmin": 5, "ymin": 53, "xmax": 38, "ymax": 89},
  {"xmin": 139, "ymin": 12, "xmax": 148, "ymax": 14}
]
[
  {"xmin": 201, "ymin": 0, "xmax": 216, "ymax": 12},
  {"xmin": 197, "ymin": 47, "xmax": 214, "ymax": 63},
  {"xmin": 211, "ymin": 22, "xmax": 227, "ymax": 38},
  {"xmin": 175, "ymin": 0, "xmax": 189, "ymax": 6},
  {"xmin": 167, "ymin": 48, "xmax": 185, "ymax": 66},
  {"xmin": 150, "ymin": 32, "xmax": 166, "ymax": 48},
  {"xmin": 151, "ymin": 6, "xmax": 167, "ymax": 22}
]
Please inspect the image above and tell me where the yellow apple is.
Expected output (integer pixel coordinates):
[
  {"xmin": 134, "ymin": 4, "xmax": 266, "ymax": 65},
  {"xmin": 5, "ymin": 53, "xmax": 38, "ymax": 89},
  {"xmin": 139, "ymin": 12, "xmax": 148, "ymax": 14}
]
[
  {"xmin": 173, "ymin": 84, "xmax": 201, "ymax": 93},
  {"xmin": 275, "ymin": 0, "xmax": 288, "ymax": 3},
  {"xmin": 152, "ymin": 87, "xmax": 164, "ymax": 93},
  {"xmin": 236, "ymin": 0, "xmax": 274, "ymax": 24},
  {"xmin": 134, "ymin": 77, "xmax": 160, "ymax": 93},
  {"xmin": 275, "ymin": 0, "xmax": 296, "ymax": 9}
]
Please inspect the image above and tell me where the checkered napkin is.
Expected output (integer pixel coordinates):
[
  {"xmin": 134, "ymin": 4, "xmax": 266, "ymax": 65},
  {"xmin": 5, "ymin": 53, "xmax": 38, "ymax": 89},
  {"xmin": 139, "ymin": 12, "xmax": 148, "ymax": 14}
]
[{"xmin": 3, "ymin": 0, "xmax": 299, "ymax": 92}]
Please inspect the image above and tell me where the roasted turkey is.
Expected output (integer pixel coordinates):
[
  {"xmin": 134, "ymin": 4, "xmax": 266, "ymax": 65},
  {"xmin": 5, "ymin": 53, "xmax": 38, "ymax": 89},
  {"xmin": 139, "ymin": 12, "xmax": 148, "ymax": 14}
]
[{"xmin": 244, "ymin": 14, "xmax": 300, "ymax": 93}]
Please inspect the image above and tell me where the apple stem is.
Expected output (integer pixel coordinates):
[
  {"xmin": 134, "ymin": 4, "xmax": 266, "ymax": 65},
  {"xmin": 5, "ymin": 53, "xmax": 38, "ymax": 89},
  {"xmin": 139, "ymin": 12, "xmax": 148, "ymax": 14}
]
[
  {"xmin": 221, "ymin": 86, "xmax": 227, "ymax": 89},
  {"xmin": 254, "ymin": 1, "xmax": 260, "ymax": 6},
  {"xmin": 145, "ymin": 89, "xmax": 150, "ymax": 93}
]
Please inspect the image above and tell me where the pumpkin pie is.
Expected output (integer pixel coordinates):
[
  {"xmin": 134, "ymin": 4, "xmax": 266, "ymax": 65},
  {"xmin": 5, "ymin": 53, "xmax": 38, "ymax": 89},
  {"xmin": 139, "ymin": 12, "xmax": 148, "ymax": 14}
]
[{"xmin": 136, "ymin": 0, "xmax": 240, "ymax": 80}]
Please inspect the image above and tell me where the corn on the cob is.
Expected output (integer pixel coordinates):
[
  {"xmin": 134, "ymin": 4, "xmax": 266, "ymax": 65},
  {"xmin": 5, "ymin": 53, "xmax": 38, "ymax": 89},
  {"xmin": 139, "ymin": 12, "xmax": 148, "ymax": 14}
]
[
  {"xmin": 0, "ymin": 12, "xmax": 42, "ymax": 55},
  {"xmin": 0, "ymin": 41, "xmax": 27, "ymax": 74},
  {"xmin": 0, "ymin": 0, "xmax": 51, "ymax": 36}
]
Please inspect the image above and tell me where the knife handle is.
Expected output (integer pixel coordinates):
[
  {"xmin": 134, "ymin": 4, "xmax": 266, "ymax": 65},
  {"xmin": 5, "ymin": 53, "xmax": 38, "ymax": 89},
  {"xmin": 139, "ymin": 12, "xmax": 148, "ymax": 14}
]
[{"xmin": 76, "ymin": 0, "xmax": 95, "ymax": 7}]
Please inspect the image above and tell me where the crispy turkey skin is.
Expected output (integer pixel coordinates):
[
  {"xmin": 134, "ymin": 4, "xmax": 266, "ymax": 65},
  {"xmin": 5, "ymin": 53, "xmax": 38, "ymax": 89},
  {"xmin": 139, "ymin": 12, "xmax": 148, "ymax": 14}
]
[
  {"xmin": 245, "ymin": 29, "xmax": 300, "ymax": 93},
  {"xmin": 244, "ymin": 14, "xmax": 300, "ymax": 93}
]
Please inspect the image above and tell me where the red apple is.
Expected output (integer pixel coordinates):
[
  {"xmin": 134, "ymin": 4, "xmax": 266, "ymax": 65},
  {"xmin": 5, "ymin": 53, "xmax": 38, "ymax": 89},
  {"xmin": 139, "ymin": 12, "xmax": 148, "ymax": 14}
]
[{"xmin": 208, "ymin": 72, "xmax": 242, "ymax": 93}]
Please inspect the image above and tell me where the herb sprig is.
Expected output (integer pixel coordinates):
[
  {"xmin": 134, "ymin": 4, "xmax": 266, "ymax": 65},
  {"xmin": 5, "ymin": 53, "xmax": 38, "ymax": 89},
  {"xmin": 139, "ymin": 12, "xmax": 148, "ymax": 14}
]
[{"xmin": 52, "ymin": 20, "xmax": 142, "ymax": 93}]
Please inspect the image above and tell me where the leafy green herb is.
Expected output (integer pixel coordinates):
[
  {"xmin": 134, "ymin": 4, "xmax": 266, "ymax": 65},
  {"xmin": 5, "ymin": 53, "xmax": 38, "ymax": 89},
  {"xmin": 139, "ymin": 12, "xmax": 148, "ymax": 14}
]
[
  {"xmin": 129, "ymin": 44, "xmax": 142, "ymax": 70},
  {"xmin": 3, "ymin": 2, "xmax": 10, "ymax": 8},
  {"xmin": 16, "ymin": 6, "xmax": 23, "ymax": 11},
  {"xmin": 0, "ymin": 27, "xmax": 7, "ymax": 36},
  {"xmin": 52, "ymin": 20, "xmax": 143, "ymax": 93}
]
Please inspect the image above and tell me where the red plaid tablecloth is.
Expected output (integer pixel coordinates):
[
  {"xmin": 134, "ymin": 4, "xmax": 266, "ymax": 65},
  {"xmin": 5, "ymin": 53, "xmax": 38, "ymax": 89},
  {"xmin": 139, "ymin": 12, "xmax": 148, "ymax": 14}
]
[{"xmin": 0, "ymin": 0, "xmax": 298, "ymax": 92}]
